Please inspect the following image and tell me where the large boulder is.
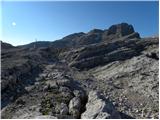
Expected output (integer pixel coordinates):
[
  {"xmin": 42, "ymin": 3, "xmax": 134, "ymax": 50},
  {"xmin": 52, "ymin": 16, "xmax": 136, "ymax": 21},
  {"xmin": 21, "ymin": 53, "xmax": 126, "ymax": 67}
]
[
  {"xmin": 69, "ymin": 97, "xmax": 81, "ymax": 118},
  {"xmin": 81, "ymin": 91, "xmax": 121, "ymax": 119}
]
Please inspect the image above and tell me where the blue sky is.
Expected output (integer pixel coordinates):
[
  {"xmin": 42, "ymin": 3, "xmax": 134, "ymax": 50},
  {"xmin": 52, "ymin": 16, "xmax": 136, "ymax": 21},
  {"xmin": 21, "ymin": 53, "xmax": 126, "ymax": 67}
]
[{"xmin": 1, "ymin": 1, "xmax": 159, "ymax": 46}]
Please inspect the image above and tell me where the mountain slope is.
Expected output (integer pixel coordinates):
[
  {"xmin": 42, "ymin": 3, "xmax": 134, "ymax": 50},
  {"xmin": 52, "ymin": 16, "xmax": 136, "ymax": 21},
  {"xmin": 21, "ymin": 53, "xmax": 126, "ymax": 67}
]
[{"xmin": 1, "ymin": 23, "xmax": 159, "ymax": 119}]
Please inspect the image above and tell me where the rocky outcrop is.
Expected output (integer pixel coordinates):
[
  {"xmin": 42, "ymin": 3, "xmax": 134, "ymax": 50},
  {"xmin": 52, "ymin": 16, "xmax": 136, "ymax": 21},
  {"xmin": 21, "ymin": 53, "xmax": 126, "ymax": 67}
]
[
  {"xmin": 108, "ymin": 23, "xmax": 134, "ymax": 36},
  {"xmin": 102, "ymin": 23, "xmax": 140, "ymax": 42},
  {"xmin": 67, "ymin": 37, "xmax": 158, "ymax": 70},
  {"xmin": 81, "ymin": 91, "xmax": 121, "ymax": 119}
]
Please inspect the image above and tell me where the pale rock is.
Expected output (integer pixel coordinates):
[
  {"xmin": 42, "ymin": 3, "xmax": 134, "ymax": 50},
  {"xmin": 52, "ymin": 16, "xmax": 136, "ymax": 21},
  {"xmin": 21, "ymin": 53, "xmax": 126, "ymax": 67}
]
[{"xmin": 81, "ymin": 91, "xmax": 121, "ymax": 119}]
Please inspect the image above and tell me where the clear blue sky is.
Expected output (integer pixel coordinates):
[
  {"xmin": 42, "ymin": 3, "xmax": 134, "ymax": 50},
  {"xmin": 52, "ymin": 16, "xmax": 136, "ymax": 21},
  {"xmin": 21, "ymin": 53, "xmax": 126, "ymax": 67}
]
[{"xmin": 1, "ymin": 1, "xmax": 159, "ymax": 46}]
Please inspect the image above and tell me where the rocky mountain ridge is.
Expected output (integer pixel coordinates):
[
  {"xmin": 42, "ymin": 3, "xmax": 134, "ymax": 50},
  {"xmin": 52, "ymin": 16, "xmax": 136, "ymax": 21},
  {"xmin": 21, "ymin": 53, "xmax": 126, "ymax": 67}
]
[
  {"xmin": 19, "ymin": 23, "xmax": 140, "ymax": 49},
  {"xmin": 1, "ymin": 23, "xmax": 159, "ymax": 119}
]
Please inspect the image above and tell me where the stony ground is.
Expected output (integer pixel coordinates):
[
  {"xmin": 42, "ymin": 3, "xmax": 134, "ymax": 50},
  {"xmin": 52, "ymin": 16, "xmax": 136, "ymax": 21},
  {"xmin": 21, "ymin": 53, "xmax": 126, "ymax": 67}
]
[
  {"xmin": 1, "ymin": 51, "xmax": 159, "ymax": 119},
  {"xmin": 1, "ymin": 23, "xmax": 159, "ymax": 119}
]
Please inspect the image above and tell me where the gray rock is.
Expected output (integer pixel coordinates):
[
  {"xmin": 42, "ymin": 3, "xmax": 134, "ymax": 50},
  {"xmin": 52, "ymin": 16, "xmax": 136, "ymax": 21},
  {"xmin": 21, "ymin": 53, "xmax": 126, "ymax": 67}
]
[
  {"xmin": 59, "ymin": 86, "xmax": 74, "ymax": 101},
  {"xmin": 43, "ymin": 85, "xmax": 49, "ymax": 92},
  {"xmin": 69, "ymin": 97, "xmax": 81, "ymax": 118},
  {"xmin": 68, "ymin": 38, "xmax": 144, "ymax": 70},
  {"xmin": 45, "ymin": 81, "xmax": 58, "ymax": 89},
  {"xmin": 73, "ymin": 90, "xmax": 86, "ymax": 101},
  {"xmin": 95, "ymin": 112, "xmax": 111, "ymax": 119},
  {"xmin": 56, "ymin": 79, "xmax": 71, "ymax": 87},
  {"xmin": 69, "ymin": 97, "xmax": 81, "ymax": 110},
  {"xmin": 81, "ymin": 91, "xmax": 121, "ymax": 119},
  {"xmin": 59, "ymin": 86, "xmax": 72, "ymax": 93},
  {"xmin": 60, "ymin": 103, "xmax": 69, "ymax": 115},
  {"xmin": 34, "ymin": 115, "xmax": 57, "ymax": 119},
  {"xmin": 107, "ymin": 23, "xmax": 135, "ymax": 36},
  {"xmin": 15, "ymin": 98, "xmax": 25, "ymax": 105},
  {"xmin": 25, "ymin": 85, "xmax": 34, "ymax": 92}
]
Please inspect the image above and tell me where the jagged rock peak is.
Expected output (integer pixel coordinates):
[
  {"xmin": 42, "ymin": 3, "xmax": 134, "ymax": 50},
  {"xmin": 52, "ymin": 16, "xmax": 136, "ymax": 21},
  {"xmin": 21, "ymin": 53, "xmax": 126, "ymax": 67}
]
[{"xmin": 107, "ymin": 22, "xmax": 135, "ymax": 36}]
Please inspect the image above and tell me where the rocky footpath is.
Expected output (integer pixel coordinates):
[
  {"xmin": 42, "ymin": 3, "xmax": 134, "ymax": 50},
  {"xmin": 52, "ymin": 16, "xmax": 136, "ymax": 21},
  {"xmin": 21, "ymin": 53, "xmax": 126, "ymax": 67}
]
[{"xmin": 1, "ymin": 23, "xmax": 159, "ymax": 119}]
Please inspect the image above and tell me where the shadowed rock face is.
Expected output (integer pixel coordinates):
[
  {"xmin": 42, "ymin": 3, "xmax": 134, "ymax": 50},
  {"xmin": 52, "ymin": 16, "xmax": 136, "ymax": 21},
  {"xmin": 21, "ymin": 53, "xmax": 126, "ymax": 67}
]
[
  {"xmin": 102, "ymin": 23, "xmax": 140, "ymax": 42},
  {"xmin": 1, "ymin": 23, "xmax": 159, "ymax": 119},
  {"xmin": 107, "ymin": 23, "xmax": 134, "ymax": 36}
]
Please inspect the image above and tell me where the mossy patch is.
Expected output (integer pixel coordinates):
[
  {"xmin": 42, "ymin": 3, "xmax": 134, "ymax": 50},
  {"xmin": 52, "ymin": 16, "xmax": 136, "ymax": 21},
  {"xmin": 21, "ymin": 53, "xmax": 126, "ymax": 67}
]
[
  {"xmin": 39, "ymin": 97, "xmax": 53, "ymax": 115},
  {"xmin": 39, "ymin": 91, "xmax": 73, "ymax": 115}
]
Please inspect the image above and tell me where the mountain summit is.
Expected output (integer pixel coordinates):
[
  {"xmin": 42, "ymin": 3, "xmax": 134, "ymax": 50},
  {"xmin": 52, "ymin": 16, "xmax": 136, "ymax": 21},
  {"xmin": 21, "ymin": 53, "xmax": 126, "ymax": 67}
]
[{"xmin": 108, "ymin": 23, "xmax": 135, "ymax": 36}]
